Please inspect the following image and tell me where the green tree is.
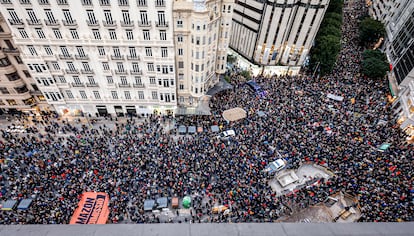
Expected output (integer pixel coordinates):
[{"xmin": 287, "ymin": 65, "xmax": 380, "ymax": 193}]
[
  {"xmin": 327, "ymin": 0, "xmax": 344, "ymax": 14},
  {"xmin": 311, "ymin": 35, "xmax": 341, "ymax": 76},
  {"xmin": 318, "ymin": 24, "xmax": 342, "ymax": 38},
  {"xmin": 359, "ymin": 17, "xmax": 385, "ymax": 46},
  {"xmin": 227, "ymin": 54, "xmax": 237, "ymax": 64},
  {"xmin": 240, "ymin": 70, "xmax": 251, "ymax": 80},
  {"xmin": 361, "ymin": 50, "xmax": 389, "ymax": 78}
]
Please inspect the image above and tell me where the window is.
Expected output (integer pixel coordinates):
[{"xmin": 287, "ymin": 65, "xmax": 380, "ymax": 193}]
[
  {"xmin": 138, "ymin": 91, "xmax": 144, "ymax": 99},
  {"xmin": 129, "ymin": 47, "xmax": 137, "ymax": 58},
  {"xmin": 87, "ymin": 76, "xmax": 95, "ymax": 84},
  {"xmin": 132, "ymin": 62, "xmax": 140, "ymax": 72},
  {"xmin": 134, "ymin": 76, "xmax": 142, "ymax": 84},
  {"xmin": 126, "ymin": 30, "xmax": 134, "ymax": 40},
  {"xmin": 160, "ymin": 30, "xmax": 166, "ymax": 40},
  {"xmin": 145, "ymin": 47, "xmax": 152, "ymax": 56},
  {"xmin": 118, "ymin": 0, "xmax": 128, "ymax": 6},
  {"xmin": 179, "ymin": 84, "xmax": 184, "ymax": 90},
  {"xmin": 67, "ymin": 61, "xmax": 76, "ymax": 71},
  {"xmin": 92, "ymin": 29, "xmax": 101, "ymax": 39},
  {"xmin": 178, "ymin": 48, "xmax": 183, "ymax": 56},
  {"xmin": 177, "ymin": 35, "xmax": 183, "ymax": 42},
  {"xmin": 93, "ymin": 91, "xmax": 101, "ymax": 99},
  {"xmin": 99, "ymin": 0, "xmax": 110, "ymax": 5},
  {"xmin": 72, "ymin": 76, "xmax": 81, "ymax": 84},
  {"xmin": 82, "ymin": 0, "xmax": 92, "ymax": 5},
  {"xmin": 162, "ymin": 65, "xmax": 168, "ymax": 74},
  {"xmin": 36, "ymin": 28, "xmax": 46, "ymax": 38},
  {"xmin": 124, "ymin": 91, "xmax": 131, "ymax": 100},
  {"xmin": 70, "ymin": 29, "xmax": 79, "ymax": 39},
  {"xmin": 44, "ymin": 46, "xmax": 53, "ymax": 55},
  {"xmin": 109, "ymin": 29, "xmax": 117, "ymax": 40},
  {"xmin": 27, "ymin": 9, "xmax": 39, "ymax": 23},
  {"xmin": 157, "ymin": 11, "xmax": 165, "ymax": 24},
  {"xmin": 18, "ymin": 28, "xmax": 29, "ymax": 38},
  {"xmin": 52, "ymin": 61, "xmax": 60, "ymax": 70},
  {"xmin": 161, "ymin": 47, "xmax": 168, "ymax": 57},
  {"xmin": 178, "ymin": 61, "xmax": 184, "ymax": 68},
  {"xmin": 122, "ymin": 10, "xmax": 131, "ymax": 24},
  {"xmin": 111, "ymin": 91, "xmax": 118, "ymax": 99},
  {"xmin": 82, "ymin": 62, "xmax": 91, "ymax": 71},
  {"xmin": 14, "ymin": 56, "xmax": 24, "ymax": 64},
  {"xmin": 62, "ymin": 9, "xmax": 74, "ymax": 24},
  {"xmin": 107, "ymin": 76, "xmax": 114, "ymax": 84},
  {"xmin": 149, "ymin": 77, "xmax": 156, "ymax": 84},
  {"xmin": 8, "ymin": 9, "xmax": 21, "ymax": 23},
  {"xmin": 113, "ymin": 47, "xmax": 121, "ymax": 57},
  {"xmin": 80, "ymin": 91, "xmax": 87, "ymax": 99},
  {"xmin": 53, "ymin": 28, "xmax": 62, "ymax": 39},
  {"xmin": 147, "ymin": 63, "xmax": 154, "ymax": 71},
  {"xmin": 116, "ymin": 62, "xmax": 124, "ymax": 72},
  {"xmin": 66, "ymin": 90, "xmax": 74, "ymax": 99},
  {"xmin": 119, "ymin": 76, "xmax": 128, "ymax": 85},
  {"xmin": 57, "ymin": 0, "xmax": 68, "ymax": 5},
  {"xmin": 28, "ymin": 46, "xmax": 37, "ymax": 56},
  {"xmin": 140, "ymin": 11, "xmax": 148, "ymax": 24},
  {"xmin": 143, "ymin": 30, "xmax": 150, "ymax": 40},
  {"xmin": 104, "ymin": 10, "xmax": 113, "ymax": 24},
  {"xmin": 86, "ymin": 10, "xmax": 97, "ymax": 24},
  {"xmin": 177, "ymin": 20, "xmax": 183, "ymax": 27},
  {"xmin": 57, "ymin": 75, "xmax": 66, "ymax": 83},
  {"xmin": 102, "ymin": 62, "xmax": 110, "ymax": 70},
  {"xmin": 151, "ymin": 91, "xmax": 158, "ymax": 100},
  {"xmin": 97, "ymin": 47, "xmax": 105, "ymax": 56},
  {"xmin": 0, "ymin": 87, "xmax": 10, "ymax": 94},
  {"xmin": 77, "ymin": 46, "xmax": 86, "ymax": 57},
  {"xmin": 137, "ymin": 0, "xmax": 146, "ymax": 6},
  {"xmin": 60, "ymin": 46, "xmax": 69, "ymax": 56}
]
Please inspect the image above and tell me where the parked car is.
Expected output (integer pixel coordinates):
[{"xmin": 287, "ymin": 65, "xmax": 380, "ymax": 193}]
[
  {"xmin": 216, "ymin": 129, "xmax": 235, "ymax": 140},
  {"xmin": 263, "ymin": 159, "xmax": 286, "ymax": 174}
]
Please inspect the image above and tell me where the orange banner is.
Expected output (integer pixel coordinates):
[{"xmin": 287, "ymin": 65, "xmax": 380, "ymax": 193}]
[{"xmin": 70, "ymin": 192, "xmax": 110, "ymax": 224}]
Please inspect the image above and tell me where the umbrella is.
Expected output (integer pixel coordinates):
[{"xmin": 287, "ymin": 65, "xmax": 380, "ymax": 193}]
[{"xmin": 182, "ymin": 196, "xmax": 191, "ymax": 209}]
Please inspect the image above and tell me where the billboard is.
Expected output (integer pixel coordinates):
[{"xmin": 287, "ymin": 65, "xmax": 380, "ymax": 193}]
[{"xmin": 70, "ymin": 192, "xmax": 110, "ymax": 224}]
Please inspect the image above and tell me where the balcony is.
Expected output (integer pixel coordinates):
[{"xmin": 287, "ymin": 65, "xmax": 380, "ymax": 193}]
[
  {"xmin": 27, "ymin": 19, "xmax": 42, "ymax": 25},
  {"xmin": 111, "ymin": 55, "xmax": 124, "ymax": 60},
  {"xmin": 81, "ymin": 69, "xmax": 94, "ymax": 74},
  {"xmin": 103, "ymin": 20, "xmax": 116, "ymax": 27},
  {"xmin": 71, "ymin": 82, "xmax": 85, "ymax": 87},
  {"xmin": 138, "ymin": 21, "xmax": 151, "ymax": 27},
  {"xmin": 133, "ymin": 83, "xmax": 145, "ymax": 88},
  {"xmin": 44, "ymin": 19, "xmax": 60, "ymax": 26},
  {"xmin": 114, "ymin": 70, "xmax": 127, "ymax": 75},
  {"xmin": 2, "ymin": 48, "xmax": 19, "ymax": 53},
  {"xmin": 8, "ymin": 19, "xmax": 24, "ymax": 25},
  {"xmin": 86, "ymin": 20, "xmax": 99, "ymax": 26},
  {"xmin": 58, "ymin": 54, "xmax": 73, "ymax": 60},
  {"xmin": 62, "ymin": 20, "xmax": 77, "ymax": 26},
  {"xmin": 75, "ymin": 55, "xmax": 89, "ymax": 60},
  {"xmin": 127, "ymin": 55, "xmax": 140, "ymax": 60},
  {"xmin": 118, "ymin": 83, "xmax": 131, "ymax": 88},
  {"xmin": 130, "ymin": 70, "xmax": 142, "ymax": 75},
  {"xmin": 120, "ymin": 20, "xmax": 134, "ymax": 27},
  {"xmin": 86, "ymin": 83, "xmax": 99, "ymax": 87},
  {"xmin": 156, "ymin": 21, "xmax": 169, "ymax": 27},
  {"xmin": 65, "ymin": 69, "xmax": 79, "ymax": 74}
]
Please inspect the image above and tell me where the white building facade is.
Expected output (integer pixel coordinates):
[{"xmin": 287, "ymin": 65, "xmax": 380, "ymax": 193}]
[
  {"xmin": 173, "ymin": 0, "xmax": 233, "ymax": 108},
  {"xmin": 230, "ymin": 0, "xmax": 329, "ymax": 75},
  {"xmin": 369, "ymin": 0, "xmax": 414, "ymax": 142},
  {"xmin": 0, "ymin": 12, "xmax": 50, "ymax": 115},
  {"xmin": 0, "ymin": 0, "xmax": 177, "ymax": 117}
]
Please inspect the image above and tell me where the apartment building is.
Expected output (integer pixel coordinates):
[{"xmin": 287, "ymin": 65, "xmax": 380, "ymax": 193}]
[
  {"xmin": 230, "ymin": 0, "xmax": 329, "ymax": 75},
  {"xmin": 173, "ymin": 0, "xmax": 233, "ymax": 108},
  {"xmin": 0, "ymin": 0, "xmax": 177, "ymax": 117},
  {"xmin": 369, "ymin": 0, "xmax": 414, "ymax": 142},
  {"xmin": 0, "ymin": 12, "xmax": 49, "ymax": 115}
]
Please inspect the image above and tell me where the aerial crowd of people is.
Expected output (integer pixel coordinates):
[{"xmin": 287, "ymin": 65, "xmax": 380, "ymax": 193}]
[{"xmin": 0, "ymin": 0, "xmax": 413, "ymax": 224}]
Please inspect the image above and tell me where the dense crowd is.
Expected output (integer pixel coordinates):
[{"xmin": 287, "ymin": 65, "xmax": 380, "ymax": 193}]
[{"xmin": 0, "ymin": 0, "xmax": 413, "ymax": 224}]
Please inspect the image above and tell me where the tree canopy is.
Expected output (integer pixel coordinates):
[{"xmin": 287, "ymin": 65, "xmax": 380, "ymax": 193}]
[
  {"xmin": 361, "ymin": 49, "xmax": 389, "ymax": 78},
  {"xmin": 359, "ymin": 17, "xmax": 385, "ymax": 46}
]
